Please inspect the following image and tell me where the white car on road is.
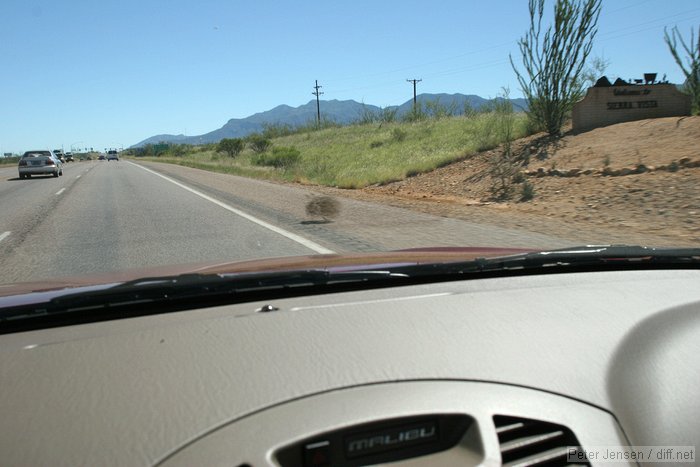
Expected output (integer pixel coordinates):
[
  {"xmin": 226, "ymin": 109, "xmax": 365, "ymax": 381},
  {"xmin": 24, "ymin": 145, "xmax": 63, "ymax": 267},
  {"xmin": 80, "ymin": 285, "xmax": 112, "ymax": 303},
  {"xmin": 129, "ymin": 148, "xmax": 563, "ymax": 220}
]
[{"xmin": 17, "ymin": 150, "xmax": 63, "ymax": 179}]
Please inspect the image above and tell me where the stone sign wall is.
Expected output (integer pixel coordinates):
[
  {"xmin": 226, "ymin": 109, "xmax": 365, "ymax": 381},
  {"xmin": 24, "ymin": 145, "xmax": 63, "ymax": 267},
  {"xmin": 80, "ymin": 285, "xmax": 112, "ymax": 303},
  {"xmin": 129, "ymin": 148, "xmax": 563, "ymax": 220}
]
[{"xmin": 572, "ymin": 84, "xmax": 691, "ymax": 133}]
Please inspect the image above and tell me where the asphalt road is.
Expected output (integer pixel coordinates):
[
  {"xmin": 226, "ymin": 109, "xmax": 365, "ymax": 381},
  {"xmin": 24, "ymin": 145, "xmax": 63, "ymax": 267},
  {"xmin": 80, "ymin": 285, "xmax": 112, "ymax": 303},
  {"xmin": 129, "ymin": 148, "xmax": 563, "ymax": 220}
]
[
  {"xmin": 0, "ymin": 161, "xmax": 321, "ymax": 283},
  {"xmin": 0, "ymin": 159, "xmax": 570, "ymax": 284}
]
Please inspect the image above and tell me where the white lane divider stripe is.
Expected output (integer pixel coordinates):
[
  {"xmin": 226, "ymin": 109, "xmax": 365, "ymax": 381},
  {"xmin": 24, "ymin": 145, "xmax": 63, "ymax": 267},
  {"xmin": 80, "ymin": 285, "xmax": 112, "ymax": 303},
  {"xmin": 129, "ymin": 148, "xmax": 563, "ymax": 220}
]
[
  {"xmin": 0, "ymin": 231, "xmax": 10, "ymax": 243},
  {"xmin": 56, "ymin": 188, "xmax": 66, "ymax": 195},
  {"xmin": 76, "ymin": 175, "xmax": 81, "ymax": 179},
  {"xmin": 127, "ymin": 161, "xmax": 335, "ymax": 255}
]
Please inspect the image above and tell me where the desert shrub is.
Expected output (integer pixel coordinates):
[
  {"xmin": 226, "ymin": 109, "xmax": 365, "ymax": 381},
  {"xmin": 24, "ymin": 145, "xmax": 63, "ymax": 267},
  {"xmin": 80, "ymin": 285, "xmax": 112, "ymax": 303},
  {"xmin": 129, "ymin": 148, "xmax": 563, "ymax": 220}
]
[
  {"xmin": 356, "ymin": 104, "xmax": 378, "ymax": 125},
  {"xmin": 402, "ymin": 103, "xmax": 427, "ymax": 122},
  {"xmin": 520, "ymin": 180, "xmax": 536, "ymax": 201},
  {"xmin": 391, "ymin": 128, "xmax": 407, "ymax": 142},
  {"xmin": 217, "ymin": 138, "xmax": 245, "ymax": 158},
  {"xmin": 512, "ymin": 171, "xmax": 526, "ymax": 183},
  {"xmin": 489, "ymin": 153, "xmax": 518, "ymax": 201},
  {"xmin": 462, "ymin": 102, "xmax": 477, "ymax": 118},
  {"xmin": 425, "ymin": 98, "xmax": 458, "ymax": 119},
  {"xmin": 253, "ymin": 146, "xmax": 301, "ymax": 168},
  {"xmin": 247, "ymin": 134, "xmax": 272, "ymax": 153},
  {"xmin": 379, "ymin": 107, "xmax": 399, "ymax": 123}
]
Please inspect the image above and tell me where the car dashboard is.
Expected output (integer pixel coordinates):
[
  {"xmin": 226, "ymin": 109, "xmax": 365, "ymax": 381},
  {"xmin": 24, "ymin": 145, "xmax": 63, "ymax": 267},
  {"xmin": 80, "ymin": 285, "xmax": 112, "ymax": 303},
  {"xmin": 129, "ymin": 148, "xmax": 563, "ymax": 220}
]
[{"xmin": 1, "ymin": 268, "xmax": 699, "ymax": 466}]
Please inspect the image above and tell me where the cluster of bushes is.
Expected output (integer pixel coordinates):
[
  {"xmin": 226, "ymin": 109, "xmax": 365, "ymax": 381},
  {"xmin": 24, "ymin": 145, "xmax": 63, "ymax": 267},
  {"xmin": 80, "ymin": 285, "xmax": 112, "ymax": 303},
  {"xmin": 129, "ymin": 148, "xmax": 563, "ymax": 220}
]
[
  {"xmin": 252, "ymin": 146, "xmax": 301, "ymax": 168},
  {"xmin": 215, "ymin": 134, "xmax": 301, "ymax": 170},
  {"xmin": 216, "ymin": 134, "xmax": 272, "ymax": 158},
  {"xmin": 131, "ymin": 143, "xmax": 199, "ymax": 157}
]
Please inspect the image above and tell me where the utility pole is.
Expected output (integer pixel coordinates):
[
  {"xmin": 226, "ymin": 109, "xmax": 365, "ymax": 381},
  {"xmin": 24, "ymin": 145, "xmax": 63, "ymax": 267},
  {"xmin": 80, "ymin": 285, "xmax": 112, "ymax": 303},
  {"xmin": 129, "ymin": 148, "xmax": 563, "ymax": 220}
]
[
  {"xmin": 406, "ymin": 78, "xmax": 422, "ymax": 111},
  {"xmin": 312, "ymin": 80, "xmax": 323, "ymax": 129}
]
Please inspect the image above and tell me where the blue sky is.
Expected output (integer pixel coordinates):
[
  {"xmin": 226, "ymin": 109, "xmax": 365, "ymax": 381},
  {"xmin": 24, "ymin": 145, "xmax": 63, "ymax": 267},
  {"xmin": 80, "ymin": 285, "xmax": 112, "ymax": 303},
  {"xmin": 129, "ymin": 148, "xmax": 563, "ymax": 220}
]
[{"xmin": 1, "ymin": 0, "xmax": 699, "ymax": 153}]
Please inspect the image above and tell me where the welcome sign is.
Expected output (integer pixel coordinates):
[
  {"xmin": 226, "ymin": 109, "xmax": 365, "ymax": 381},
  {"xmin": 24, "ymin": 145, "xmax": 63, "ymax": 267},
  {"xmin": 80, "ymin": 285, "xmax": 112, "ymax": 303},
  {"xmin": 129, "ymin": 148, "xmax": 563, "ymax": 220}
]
[{"xmin": 572, "ymin": 83, "xmax": 691, "ymax": 133}]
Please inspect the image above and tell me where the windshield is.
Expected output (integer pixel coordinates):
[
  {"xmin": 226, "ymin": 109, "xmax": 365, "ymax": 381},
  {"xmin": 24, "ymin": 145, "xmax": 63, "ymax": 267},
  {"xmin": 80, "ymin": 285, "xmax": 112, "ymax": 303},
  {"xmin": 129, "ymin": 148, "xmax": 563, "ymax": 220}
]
[{"xmin": 0, "ymin": 0, "xmax": 699, "ymax": 287}]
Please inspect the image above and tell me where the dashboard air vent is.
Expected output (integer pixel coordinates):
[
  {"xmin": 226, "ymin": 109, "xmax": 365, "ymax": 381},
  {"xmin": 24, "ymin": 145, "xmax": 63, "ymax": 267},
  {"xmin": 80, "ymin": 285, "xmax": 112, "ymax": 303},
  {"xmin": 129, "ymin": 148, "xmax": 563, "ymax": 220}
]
[{"xmin": 493, "ymin": 415, "xmax": 590, "ymax": 467}]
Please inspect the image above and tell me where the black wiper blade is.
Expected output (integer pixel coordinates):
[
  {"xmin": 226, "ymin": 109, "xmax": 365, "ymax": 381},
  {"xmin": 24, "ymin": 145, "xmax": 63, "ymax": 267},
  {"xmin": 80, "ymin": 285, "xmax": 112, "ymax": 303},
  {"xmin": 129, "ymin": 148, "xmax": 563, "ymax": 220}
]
[
  {"xmin": 2, "ymin": 245, "xmax": 698, "ymax": 333},
  {"xmin": 498, "ymin": 245, "xmax": 700, "ymax": 269},
  {"xmin": 0, "ymin": 269, "xmax": 406, "ymax": 324},
  {"xmin": 391, "ymin": 245, "xmax": 700, "ymax": 278},
  {"xmin": 307, "ymin": 245, "xmax": 699, "ymax": 282},
  {"xmin": 26, "ymin": 245, "xmax": 700, "ymax": 313}
]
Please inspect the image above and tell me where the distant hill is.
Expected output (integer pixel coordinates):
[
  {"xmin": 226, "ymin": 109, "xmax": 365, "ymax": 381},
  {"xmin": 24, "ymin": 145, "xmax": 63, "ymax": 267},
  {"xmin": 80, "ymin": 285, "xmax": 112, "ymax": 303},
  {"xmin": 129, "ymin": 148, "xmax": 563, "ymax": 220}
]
[
  {"xmin": 391, "ymin": 93, "xmax": 527, "ymax": 115},
  {"xmin": 130, "ymin": 94, "xmax": 528, "ymax": 147},
  {"xmin": 135, "ymin": 134, "xmax": 190, "ymax": 146}
]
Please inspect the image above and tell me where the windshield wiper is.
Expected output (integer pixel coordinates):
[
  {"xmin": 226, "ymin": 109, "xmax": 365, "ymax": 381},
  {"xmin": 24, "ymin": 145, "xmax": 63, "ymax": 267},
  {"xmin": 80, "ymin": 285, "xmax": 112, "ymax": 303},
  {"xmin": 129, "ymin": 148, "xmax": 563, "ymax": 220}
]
[
  {"xmin": 0, "ymin": 269, "xmax": 408, "ymax": 330},
  {"xmin": 406, "ymin": 245, "xmax": 700, "ymax": 276},
  {"xmin": 1, "ymin": 245, "xmax": 699, "ymax": 333},
  {"xmin": 57, "ymin": 269, "xmax": 405, "ymax": 305}
]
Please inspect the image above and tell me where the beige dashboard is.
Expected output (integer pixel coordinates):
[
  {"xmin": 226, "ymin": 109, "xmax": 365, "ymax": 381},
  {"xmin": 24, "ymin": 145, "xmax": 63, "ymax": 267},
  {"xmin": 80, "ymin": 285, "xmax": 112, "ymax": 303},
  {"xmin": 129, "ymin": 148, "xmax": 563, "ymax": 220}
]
[{"xmin": 1, "ymin": 269, "xmax": 699, "ymax": 466}]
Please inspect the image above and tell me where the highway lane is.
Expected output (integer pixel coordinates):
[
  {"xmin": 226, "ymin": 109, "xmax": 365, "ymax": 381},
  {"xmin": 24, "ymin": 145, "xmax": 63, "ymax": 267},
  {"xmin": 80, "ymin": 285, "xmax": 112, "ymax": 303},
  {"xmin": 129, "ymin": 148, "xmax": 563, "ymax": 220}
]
[
  {"xmin": 0, "ymin": 162, "xmax": 92, "ymax": 251},
  {"xmin": 0, "ymin": 158, "xmax": 573, "ymax": 285},
  {"xmin": 0, "ymin": 160, "xmax": 321, "ymax": 283}
]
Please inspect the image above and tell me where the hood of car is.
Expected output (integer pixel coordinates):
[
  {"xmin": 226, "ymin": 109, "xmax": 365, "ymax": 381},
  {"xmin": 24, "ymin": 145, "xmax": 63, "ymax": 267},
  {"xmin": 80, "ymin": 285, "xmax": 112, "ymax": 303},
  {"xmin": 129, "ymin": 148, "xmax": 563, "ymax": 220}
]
[{"xmin": 0, "ymin": 247, "xmax": 533, "ymax": 300}]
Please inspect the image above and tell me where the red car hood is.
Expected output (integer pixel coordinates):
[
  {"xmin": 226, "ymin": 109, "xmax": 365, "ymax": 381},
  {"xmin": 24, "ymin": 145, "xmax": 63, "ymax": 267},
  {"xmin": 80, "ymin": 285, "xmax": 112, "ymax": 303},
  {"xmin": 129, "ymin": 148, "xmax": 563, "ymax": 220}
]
[{"xmin": 0, "ymin": 247, "xmax": 534, "ymax": 303}]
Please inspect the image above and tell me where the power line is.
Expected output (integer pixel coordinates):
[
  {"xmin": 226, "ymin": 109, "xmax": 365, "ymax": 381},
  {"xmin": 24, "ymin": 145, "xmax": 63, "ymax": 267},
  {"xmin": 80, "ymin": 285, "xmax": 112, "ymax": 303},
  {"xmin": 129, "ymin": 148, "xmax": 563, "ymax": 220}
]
[
  {"xmin": 406, "ymin": 78, "xmax": 422, "ymax": 109},
  {"xmin": 324, "ymin": 41, "xmax": 513, "ymax": 86},
  {"xmin": 312, "ymin": 80, "xmax": 323, "ymax": 128}
]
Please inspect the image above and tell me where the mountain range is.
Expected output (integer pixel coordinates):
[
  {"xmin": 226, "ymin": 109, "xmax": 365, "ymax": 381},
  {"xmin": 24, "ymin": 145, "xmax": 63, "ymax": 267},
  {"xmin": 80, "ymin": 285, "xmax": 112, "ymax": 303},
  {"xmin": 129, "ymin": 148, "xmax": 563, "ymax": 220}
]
[{"xmin": 131, "ymin": 93, "xmax": 527, "ymax": 147}]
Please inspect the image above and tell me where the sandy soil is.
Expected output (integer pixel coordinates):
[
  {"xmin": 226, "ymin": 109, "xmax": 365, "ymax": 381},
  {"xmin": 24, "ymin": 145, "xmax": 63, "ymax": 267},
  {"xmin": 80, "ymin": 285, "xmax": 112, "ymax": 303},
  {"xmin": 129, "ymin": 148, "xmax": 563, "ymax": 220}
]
[{"xmin": 311, "ymin": 116, "xmax": 700, "ymax": 247}]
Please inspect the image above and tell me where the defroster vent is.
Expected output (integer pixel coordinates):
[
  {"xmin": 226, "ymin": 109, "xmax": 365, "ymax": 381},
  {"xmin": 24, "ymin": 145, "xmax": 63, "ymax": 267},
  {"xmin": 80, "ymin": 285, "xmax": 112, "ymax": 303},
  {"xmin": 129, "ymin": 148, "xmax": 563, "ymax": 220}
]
[{"xmin": 494, "ymin": 415, "xmax": 590, "ymax": 467}]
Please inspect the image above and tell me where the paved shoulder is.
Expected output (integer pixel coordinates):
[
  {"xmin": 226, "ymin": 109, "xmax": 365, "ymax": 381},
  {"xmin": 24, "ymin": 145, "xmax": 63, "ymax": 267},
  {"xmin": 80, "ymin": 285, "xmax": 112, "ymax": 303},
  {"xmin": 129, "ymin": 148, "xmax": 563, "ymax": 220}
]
[{"xmin": 134, "ymin": 161, "xmax": 572, "ymax": 252}]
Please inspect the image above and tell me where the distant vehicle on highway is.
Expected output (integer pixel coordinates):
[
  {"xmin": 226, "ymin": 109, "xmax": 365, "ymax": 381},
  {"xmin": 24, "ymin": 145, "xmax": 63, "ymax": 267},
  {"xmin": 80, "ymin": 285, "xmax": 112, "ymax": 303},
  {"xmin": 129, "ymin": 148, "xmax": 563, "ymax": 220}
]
[
  {"xmin": 18, "ymin": 150, "xmax": 63, "ymax": 179},
  {"xmin": 98, "ymin": 154, "xmax": 106, "ymax": 160},
  {"xmin": 107, "ymin": 150, "xmax": 119, "ymax": 161},
  {"xmin": 65, "ymin": 152, "xmax": 74, "ymax": 162},
  {"xmin": 52, "ymin": 150, "xmax": 66, "ymax": 163}
]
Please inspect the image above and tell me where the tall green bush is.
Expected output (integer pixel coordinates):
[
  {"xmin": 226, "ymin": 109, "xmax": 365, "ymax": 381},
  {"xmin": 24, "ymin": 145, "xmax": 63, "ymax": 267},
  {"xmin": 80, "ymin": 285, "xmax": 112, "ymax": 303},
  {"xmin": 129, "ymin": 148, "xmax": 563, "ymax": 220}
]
[
  {"xmin": 217, "ymin": 138, "xmax": 244, "ymax": 158},
  {"xmin": 510, "ymin": 0, "xmax": 602, "ymax": 135}
]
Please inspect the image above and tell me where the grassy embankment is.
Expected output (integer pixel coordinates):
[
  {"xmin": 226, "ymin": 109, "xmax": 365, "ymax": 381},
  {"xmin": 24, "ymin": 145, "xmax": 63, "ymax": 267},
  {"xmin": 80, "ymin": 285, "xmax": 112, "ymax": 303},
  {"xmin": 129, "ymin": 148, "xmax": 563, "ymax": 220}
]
[{"xmin": 135, "ymin": 113, "xmax": 530, "ymax": 189}]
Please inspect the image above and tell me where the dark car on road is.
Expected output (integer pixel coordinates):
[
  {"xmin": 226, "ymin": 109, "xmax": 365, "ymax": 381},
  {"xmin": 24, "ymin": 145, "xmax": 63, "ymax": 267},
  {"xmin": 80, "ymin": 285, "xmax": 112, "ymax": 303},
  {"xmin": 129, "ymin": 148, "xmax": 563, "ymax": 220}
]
[{"xmin": 18, "ymin": 150, "xmax": 63, "ymax": 178}]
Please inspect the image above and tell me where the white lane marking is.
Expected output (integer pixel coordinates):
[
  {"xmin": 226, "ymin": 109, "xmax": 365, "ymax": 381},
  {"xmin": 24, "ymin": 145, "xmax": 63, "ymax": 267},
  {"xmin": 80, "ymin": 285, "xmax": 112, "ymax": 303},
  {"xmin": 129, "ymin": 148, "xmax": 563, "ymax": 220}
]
[
  {"xmin": 0, "ymin": 231, "xmax": 10, "ymax": 243},
  {"xmin": 76, "ymin": 175, "xmax": 81, "ymax": 179},
  {"xmin": 127, "ymin": 161, "xmax": 335, "ymax": 254},
  {"xmin": 56, "ymin": 188, "xmax": 66, "ymax": 195}
]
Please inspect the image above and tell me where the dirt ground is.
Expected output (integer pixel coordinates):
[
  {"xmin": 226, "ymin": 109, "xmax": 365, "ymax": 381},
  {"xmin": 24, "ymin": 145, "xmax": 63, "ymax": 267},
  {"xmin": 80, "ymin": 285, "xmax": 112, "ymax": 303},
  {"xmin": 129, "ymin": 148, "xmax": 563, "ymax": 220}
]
[{"xmin": 311, "ymin": 116, "xmax": 700, "ymax": 247}]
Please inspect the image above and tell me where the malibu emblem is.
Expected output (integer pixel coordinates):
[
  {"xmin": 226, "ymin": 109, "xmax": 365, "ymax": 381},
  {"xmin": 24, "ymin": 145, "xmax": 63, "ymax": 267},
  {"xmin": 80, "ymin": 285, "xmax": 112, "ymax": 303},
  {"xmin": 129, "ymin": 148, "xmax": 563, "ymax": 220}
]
[{"xmin": 345, "ymin": 421, "xmax": 438, "ymax": 459}]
